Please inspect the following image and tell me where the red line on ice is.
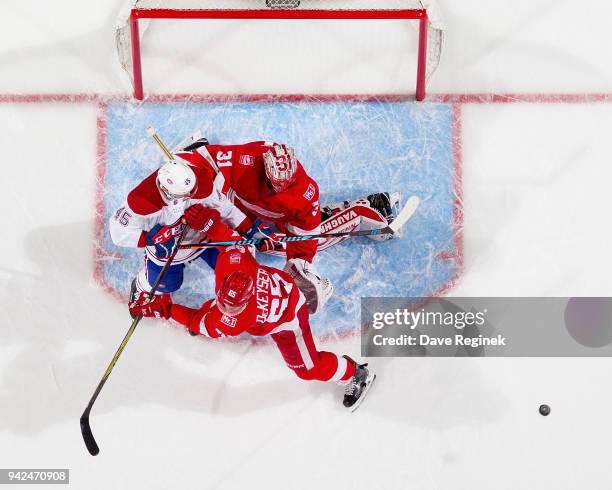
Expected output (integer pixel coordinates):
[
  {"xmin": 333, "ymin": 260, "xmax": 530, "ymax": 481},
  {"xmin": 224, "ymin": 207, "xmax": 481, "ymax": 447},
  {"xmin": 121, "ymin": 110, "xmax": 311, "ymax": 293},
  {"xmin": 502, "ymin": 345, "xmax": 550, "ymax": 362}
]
[
  {"xmin": 2, "ymin": 92, "xmax": 612, "ymax": 105},
  {"xmin": 93, "ymin": 102, "xmax": 124, "ymax": 302}
]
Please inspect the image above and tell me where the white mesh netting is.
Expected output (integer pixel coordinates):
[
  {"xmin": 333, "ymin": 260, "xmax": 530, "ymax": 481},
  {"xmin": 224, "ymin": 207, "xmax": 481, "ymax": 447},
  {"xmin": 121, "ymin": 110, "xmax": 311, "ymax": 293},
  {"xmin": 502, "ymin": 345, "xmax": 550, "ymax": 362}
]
[
  {"xmin": 132, "ymin": 0, "xmax": 437, "ymax": 10},
  {"xmin": 115, "ymin": 0, "xmax": 444, "ymax": 94}
]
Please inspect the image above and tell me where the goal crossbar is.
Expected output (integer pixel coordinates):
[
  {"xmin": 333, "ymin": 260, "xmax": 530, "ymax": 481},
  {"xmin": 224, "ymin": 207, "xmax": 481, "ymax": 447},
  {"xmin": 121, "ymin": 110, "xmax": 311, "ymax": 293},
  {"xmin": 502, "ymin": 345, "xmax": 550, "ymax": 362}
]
[{"xmin": 131, "ymin": 8, "xmax": 428, "ymax": 19}]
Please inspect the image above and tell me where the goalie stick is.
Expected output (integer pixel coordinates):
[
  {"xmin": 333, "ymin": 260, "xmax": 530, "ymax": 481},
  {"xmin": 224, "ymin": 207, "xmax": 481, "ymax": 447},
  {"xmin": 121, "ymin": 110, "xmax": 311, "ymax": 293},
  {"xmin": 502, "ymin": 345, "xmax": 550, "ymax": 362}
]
[{"xmin": 179, "ymin": 195, "xmax": 420, "ymax": 250}]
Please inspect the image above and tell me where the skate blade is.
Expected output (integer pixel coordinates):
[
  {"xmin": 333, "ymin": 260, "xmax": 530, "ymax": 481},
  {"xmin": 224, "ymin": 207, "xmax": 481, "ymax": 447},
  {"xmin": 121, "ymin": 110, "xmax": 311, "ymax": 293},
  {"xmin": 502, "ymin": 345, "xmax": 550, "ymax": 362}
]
[{"xmin": 349, "ymin": 373, "xmax": 376, "ymax": 413}]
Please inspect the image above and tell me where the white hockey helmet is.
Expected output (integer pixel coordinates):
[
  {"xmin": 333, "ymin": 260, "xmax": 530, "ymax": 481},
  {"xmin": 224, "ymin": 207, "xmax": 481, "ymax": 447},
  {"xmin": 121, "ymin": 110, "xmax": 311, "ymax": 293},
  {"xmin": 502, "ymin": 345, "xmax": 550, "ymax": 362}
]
[
  {"xmin": 263, "ymin": 144, "xmax": 297, "ymax": 192},
  {"xmin": 156, "ymin": 157, "xmax": 196, "ymax": 201}
]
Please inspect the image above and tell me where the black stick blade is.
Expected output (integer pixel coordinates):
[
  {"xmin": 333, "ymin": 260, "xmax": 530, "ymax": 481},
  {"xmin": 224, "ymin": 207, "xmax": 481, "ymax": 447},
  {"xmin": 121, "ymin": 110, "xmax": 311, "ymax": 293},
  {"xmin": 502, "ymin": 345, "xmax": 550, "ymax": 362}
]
[{"xmin": 80, "ymin": 414, "xmax": 100, "ymax": 456}]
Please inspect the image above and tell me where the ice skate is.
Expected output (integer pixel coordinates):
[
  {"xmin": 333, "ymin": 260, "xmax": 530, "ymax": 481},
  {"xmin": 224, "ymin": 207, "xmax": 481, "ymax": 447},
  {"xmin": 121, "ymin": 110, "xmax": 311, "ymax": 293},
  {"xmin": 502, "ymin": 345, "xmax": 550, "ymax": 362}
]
[{"xmin": 343, "ymin": 362, "xmax": 376, "ymax": 412}]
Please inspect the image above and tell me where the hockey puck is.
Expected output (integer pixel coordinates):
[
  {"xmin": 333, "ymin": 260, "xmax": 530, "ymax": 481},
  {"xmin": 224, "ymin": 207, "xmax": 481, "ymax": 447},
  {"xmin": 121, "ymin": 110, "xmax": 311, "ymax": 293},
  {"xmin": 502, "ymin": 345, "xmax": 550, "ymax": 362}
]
[{"xmin": 539, "ymin": 404, "xmax": 551, "ymax": 416}]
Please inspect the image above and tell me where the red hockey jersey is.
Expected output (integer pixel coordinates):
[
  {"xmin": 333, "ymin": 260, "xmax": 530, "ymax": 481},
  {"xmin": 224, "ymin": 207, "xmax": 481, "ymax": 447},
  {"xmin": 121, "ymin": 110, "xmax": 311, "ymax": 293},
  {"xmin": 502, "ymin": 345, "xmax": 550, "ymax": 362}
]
[
  {"xmin": 177, "ymin": 141, "xmax": 321, "ymax": 262},
  {"xmin": 171, "ymin": 247, "xmax": 305, "ymax": 338}
]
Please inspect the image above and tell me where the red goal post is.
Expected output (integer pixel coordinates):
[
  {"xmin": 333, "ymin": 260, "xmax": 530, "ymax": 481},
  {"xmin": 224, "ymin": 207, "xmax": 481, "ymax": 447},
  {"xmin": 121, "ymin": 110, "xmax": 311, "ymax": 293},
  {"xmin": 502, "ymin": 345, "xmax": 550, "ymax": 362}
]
[{"xmin": 116, "ymin": 0, "xmax": 444, "ymax": 101}]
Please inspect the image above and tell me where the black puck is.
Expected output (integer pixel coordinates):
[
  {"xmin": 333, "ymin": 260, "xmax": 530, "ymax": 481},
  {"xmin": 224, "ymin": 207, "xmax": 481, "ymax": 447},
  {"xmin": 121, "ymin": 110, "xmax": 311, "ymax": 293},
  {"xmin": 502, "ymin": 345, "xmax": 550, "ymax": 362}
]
[{"xmin": 539, "ymin": 404, "xmax": 551, "ymax": 416}]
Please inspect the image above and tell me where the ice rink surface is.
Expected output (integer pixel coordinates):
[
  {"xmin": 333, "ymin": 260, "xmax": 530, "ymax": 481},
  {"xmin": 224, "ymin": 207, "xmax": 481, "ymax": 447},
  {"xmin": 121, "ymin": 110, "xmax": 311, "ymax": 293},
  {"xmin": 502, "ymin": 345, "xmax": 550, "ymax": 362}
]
[{"xmin": 1, "ymin": 1, "xmax": 612, "ymax": 489}]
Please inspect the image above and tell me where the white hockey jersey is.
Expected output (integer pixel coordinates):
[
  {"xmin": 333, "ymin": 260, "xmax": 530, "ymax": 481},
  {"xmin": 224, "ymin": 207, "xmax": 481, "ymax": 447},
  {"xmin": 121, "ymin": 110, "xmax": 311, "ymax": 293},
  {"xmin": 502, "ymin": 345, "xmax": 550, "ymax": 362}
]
[{"xmin": 109, "ymin": 162, "xmax": 246, "ymax": 265}]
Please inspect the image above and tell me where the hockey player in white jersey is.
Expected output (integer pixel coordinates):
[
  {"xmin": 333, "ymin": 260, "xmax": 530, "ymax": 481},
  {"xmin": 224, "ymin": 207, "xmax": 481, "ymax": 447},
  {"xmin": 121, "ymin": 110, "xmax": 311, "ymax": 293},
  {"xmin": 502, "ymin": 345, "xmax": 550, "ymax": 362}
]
[{"xmin": 109, "ymin": 152, "xmax": 254, "ymax": 302}]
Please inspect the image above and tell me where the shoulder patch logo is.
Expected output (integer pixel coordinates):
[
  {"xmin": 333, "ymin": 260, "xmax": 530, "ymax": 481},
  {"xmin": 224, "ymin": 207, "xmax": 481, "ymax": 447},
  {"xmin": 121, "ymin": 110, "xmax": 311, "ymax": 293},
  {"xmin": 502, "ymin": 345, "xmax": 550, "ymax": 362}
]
[
  {"xmin": 239, "ymin": 155, "xmax": 254, "ymax": 166},
  {"xmin": 220, "ymin": 314, "xmax": 237, "ymax": 328},
  {"xmin": 303, "ymin": 183, "xmax": 316, "ymax": 201}
]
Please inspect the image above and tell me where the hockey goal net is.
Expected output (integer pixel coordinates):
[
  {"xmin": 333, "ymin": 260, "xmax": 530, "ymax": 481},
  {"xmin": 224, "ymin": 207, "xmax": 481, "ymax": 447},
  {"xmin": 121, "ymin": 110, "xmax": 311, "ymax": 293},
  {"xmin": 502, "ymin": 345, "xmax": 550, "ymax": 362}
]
[{"xmin": 116, "ymin": 0, "xmax": 444, "ymax": 100}]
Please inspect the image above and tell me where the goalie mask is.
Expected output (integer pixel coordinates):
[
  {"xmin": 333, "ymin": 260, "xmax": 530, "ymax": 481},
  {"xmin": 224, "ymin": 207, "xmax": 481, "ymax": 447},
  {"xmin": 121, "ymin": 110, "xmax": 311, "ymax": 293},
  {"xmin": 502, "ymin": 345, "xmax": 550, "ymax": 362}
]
[
  {"xmin": 217, "ymin": 270, "xmax": 254, "ymax": 316},
  {"xmin": 156, "ymin": 157, "xmax": 196, "ymax": 201},
  {"xmin": 263, "ymin": 144, "xmax": 297, "ymax": 192}
]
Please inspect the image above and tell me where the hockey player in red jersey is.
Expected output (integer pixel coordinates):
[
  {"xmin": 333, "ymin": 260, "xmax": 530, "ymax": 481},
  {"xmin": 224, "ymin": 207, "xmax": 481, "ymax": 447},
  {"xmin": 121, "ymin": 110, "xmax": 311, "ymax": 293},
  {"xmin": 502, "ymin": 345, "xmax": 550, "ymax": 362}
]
[
  {"xmin": 128, "ymin": 217, "xmax": 376, "ymax": 410},
  {"xmin": 176, "ymin": 138, "xmax": 400, "ymax": 314},
  {"xmin": 175, "ymin": 139, "xmax": 332, "ymax": 314}
]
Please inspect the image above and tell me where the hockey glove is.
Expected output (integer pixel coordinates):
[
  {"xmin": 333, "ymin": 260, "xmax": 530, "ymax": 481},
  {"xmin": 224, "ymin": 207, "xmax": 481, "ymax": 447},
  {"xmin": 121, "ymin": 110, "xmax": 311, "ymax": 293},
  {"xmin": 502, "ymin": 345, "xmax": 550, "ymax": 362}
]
[
  {"xmin": 146, "ymin": 224, "xmax": 177, "ymax": 259},
  {"xmin": 284, "ymin": 258, "xmax": 333, "ymax": 314},
  {"xmin": 184, "ymin": 204, "xmax": 220, "ymax": 234},
  {"xmin": 244, "ymin": 218, "xmax": 283, "ymax": 252},
  {"xmin": 129, "ymin": 292, "xmax": 173, "ymax": 319}
]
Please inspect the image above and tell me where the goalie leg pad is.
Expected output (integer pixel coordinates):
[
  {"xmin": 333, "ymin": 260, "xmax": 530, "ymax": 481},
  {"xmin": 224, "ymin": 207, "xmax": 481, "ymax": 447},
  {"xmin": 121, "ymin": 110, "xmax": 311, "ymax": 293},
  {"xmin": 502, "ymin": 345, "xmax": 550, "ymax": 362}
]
[
  {"xmin": 172, "ymin": 129, "xmax": 206, "ymax": 152},
  {"xmin": 317, "ymin": 206, "xmax": 361, "ymax": 252},
  {"xmin": 182, "ymin": 137, "xmax": 210, "ymax": 152},
  {"xmin": 319, "ymin": 197, "xmax": 397, "ymax": 246}
]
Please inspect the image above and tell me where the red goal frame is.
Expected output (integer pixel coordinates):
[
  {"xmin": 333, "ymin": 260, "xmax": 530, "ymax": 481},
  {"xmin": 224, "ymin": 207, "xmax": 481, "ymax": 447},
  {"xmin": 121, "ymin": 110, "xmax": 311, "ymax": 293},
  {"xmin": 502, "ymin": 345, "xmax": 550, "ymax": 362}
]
[{"xmin": 127, "ymin": 8, "xmax": 431, "ymax": 101}]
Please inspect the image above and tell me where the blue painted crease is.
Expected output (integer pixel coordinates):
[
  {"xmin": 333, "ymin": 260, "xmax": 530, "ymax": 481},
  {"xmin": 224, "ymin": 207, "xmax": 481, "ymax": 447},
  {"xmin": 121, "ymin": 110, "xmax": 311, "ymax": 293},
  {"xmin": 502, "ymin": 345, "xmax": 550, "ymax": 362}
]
[{"xmin": 101, "ymin": 99, "xmax": 457, "ymax": 336}]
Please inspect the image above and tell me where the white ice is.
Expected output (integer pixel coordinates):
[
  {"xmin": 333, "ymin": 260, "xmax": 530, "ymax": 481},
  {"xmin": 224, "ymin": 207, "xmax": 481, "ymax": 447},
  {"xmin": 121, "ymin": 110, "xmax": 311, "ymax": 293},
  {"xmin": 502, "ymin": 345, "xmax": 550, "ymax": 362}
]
[{"xmin": 1, "ymin": 1, "xmax": 612, "ymax": 489}]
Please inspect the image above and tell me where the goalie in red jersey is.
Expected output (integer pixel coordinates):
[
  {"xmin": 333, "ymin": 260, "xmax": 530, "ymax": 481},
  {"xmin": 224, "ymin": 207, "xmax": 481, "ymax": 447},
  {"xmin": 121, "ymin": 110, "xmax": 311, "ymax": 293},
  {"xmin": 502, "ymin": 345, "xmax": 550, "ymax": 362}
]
[
  {"xmin": 128, "ymin": 210, "xmax": 376, "ymax": 411},
  {"xmin": 177, "ymin": 137, "xmax": 401, "ymax": 314}
]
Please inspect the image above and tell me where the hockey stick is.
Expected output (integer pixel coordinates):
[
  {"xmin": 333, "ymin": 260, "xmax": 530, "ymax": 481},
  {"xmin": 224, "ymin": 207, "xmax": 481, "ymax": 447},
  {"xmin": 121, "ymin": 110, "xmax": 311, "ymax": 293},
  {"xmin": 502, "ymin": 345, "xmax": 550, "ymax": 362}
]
[
  {"xmin": 80, "ymin": 225, "xmax": 188, "ymax": 456},
  {"xmin": 178, "ymin": 195, "xmax": 420, "ymax": 250},
  {"xmin": 146, "ymin": 126, "xmax": 174, "ymax": 160},
  {"xmin": 80, "ymin": 127, "xmax": 185, "ymax": 456}
]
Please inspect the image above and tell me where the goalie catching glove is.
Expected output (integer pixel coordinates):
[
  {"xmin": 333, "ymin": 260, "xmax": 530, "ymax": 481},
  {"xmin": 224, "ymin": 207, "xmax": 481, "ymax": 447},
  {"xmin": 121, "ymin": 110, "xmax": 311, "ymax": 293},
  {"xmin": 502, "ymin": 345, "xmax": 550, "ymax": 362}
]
[{"xmin": 284, "ymin": 258, "xmax": 333, "ymax": 315}]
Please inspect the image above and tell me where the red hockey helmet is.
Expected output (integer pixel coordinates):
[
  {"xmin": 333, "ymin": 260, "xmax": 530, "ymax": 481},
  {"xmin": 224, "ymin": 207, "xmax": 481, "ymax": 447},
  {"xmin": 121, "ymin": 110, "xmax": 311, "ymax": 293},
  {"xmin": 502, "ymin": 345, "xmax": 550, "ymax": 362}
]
[
  {"xmin": 263, "ymin": 144, "xmax": 297, "ymax": 192},
  {"xmin": 216, "ymin": 270, "xmax": 254, "ymax": 316}
]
